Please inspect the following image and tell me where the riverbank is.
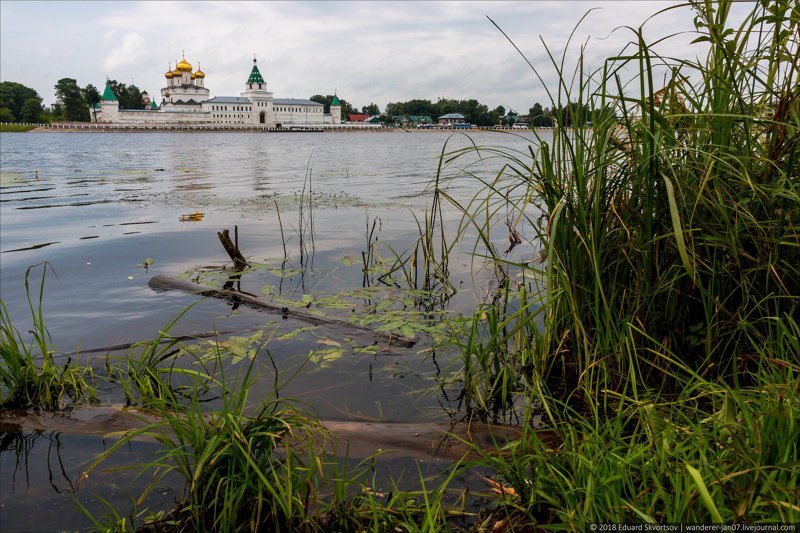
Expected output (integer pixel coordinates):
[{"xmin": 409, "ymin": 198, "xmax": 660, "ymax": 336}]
[
  {"xmin": 0, "ymin": 123, "xmax": 37, "ymax": 132},
  {"xmin": 2, "ymin": 121, "xmax": 553, "ymax": 134}
]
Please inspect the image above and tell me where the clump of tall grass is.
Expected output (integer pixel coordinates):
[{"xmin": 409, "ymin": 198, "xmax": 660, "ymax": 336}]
[
  {"xmin": 442, "ymin": 0, "xmax": 798, "ymax": 406},
  {"xmin": 87, "ymin": 343, "xmax": 461, "ymax": 531},
  {"xmin": 0, "ymin": 264, "xmax": 96, "ymax": 409},
  {"xmin": 432, "ymin": 0, "xmax": 798, "ymax": 526}
]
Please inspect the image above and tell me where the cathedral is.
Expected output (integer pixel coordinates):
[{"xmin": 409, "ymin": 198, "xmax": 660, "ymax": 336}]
[{"xmin": 94, "ymin": 53, "xmax": 342, "ymax": 128}]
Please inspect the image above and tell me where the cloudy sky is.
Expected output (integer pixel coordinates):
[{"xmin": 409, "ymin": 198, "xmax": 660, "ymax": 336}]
[{"xmin": 1, "ymin": 1, "xmax": 751, "ymax": 113}]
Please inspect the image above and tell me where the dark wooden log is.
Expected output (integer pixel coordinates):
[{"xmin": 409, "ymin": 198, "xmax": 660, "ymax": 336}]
[
  {"xmin": 0, "ymin": 406, "xmax": 559, "ymax": 462},
  {"xmin": 217, "ymin": 227, "xmax": 248, "ymax": 269},
  {"xmin": 148, "ymin": 274, "xmax": 416, "ymax": 348}
]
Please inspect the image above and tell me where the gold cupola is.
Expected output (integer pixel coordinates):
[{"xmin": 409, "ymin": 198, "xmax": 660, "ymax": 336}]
[
  {"xmin": 176, "ymin": 51, "xmax": 192, "ymax": 72},
  {"xmin": 194, "ymin": 63, "xmax": 205, "ymax": 79},
  {"xmin": 165, "ymin": 63, "xmax": 174, "ymax": 79}
]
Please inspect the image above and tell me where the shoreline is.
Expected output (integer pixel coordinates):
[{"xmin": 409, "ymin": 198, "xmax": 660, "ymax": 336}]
[{"xmin": 20, "ymin": 124, "xmax": 552, "ymax": 134}]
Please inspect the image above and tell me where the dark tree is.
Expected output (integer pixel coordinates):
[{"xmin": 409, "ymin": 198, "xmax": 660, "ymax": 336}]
[
  {"xmin": 54, "ymin": 78, "xmax": 89, "ymax": 121},
  {"xmin": 309, "ymin": 94, "xmax": 354, "ymax": 120},
  {"xmin": 82, "ymin": 84, "xmax": 101, "ymax": 107},
  {"xmin": 106, "ymin": 80, "xmax": 145, "ymax": 110},
  {"xmin": 20, "ymin": 98, "xmax": 43, "ymax": 123},
  {"xmin": 0, "ymin": 82, "xmax": 42, "ymax": 122},
  {"xmin": 362, "ymin": 103, "xmax": 380, "ymax": 115},
  {"xmin": 528, "ymin": 102, "xmax": 551, "ymax": 127}
]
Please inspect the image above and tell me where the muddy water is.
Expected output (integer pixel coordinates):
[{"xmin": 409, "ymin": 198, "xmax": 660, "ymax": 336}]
[{"xmin": 0, "ymin": 130, "xmax": 544, "ymax": 530}]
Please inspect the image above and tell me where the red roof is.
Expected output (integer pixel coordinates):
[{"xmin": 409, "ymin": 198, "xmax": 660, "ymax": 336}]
[{"xmin": 348, "ymin": 114, "xmax": 370, "ymax": 122}]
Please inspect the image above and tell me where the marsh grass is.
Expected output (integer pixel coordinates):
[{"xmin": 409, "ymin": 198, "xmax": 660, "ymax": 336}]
[
  {"xmin": 427, "ymin": 0, "xmax": 799, "ymax": 526},
  {"xmin": 86, "ymin": 337, "xmax": 467, "ymax": 532},
  {"xmin": 434, "ymin": 0, "xmax": 798, "ymax": 407},
  {"xmin": 108, "ymin": 306, "xmax": 221, "ymax": 409},
  {"xmin": 0, "ymin": 264, "xmax": 96, "ymax": 409}
]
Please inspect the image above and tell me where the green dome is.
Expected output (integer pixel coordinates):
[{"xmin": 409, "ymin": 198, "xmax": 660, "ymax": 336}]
[
  {"xmin": 102, "ymin": 81, "xmax": 117, "ymax": 101},
  {"xmin": 331, "ymin": 94, "xmax": 340, "ymax": 106},
  {"xmin": 247, "ymin": 57, "xmax": 265, "ymax": 85}
]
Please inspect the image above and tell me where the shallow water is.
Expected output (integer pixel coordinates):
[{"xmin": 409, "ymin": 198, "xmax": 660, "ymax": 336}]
[{"xmin": 0, "ymin": 129, "xmax": 544, "ymax": 529}]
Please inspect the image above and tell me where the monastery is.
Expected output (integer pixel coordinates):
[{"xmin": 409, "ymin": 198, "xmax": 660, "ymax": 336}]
[{"xmin": 93, "ymin": 53, "xmax": 342, "ymax": 128}]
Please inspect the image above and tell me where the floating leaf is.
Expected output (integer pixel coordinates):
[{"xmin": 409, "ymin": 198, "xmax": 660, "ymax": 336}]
[
  {"xmin": 317, "ymin": 338, "xmax": 341, "ymax": 347},
  {"xmin": 340, "ymin": 256, "xmax": 360, "ymax": 267},
  {"xmin": 179, "ymin": 212, "xmax": 205, "ymax": 222},
  {"xmin": 267, "ymin": 268, "xmax": 303, "ymax": 278},
  {"xmin": 277, "ymin": 326, "xmax": 318, "ymax": 341}
]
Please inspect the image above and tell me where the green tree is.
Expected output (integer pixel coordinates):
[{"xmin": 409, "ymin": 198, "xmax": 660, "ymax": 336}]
[
  {"xmin": 82, "ymin": 84, "xmax": 101, "ymax": 107},
  {"xmin": 0, "ymin": 82, "xmax": 42, "ymax": 121},
  {"xmin": 20, "ymin": 98, "xmax": 43, "ymax": 123},
  {"xmin": 528, "ymin": 102, "xmax": 551, "ymax": 127},
  {"xmin": 0, "ymin": 107, "xmax": 14, "ymax": 122},
  {"xmin": 362, "ymin": 103, "xmax": 380, "ymax": 115},
  {"xmin": 309, "ymin": 94, "xmax": 354, "ymax": 120},
  {"xmin": 54, "ymin": 78, "xmax": 89, "ymax": 121},
  {"xmin": 83, "ymin": 84, "xmax": 101, "ymax": 122},
  {"xmin": 106, "ymin": 80, "xmax": 145, "ymax": 109}
]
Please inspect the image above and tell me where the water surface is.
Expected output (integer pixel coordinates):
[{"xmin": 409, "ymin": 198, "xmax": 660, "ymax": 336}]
[{"xmin": 0, "ymin": 129, "xmax": 543, "ymax": 529}]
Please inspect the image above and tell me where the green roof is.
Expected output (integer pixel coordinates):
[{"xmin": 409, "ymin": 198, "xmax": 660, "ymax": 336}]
[
  {"xmin": 247, "ymin": 63, "xmax": 265, "ymax": 85},
  {"xmin": 331, "ymin": 94, "xmax": 340, "ymax": 106},
  {"xmin": 150, "ymin": 101, "xmax": 157, "ymax": 109},
  {"xmin": 102, "ymin": 81, "xmax": 117, "ymax": 101}
]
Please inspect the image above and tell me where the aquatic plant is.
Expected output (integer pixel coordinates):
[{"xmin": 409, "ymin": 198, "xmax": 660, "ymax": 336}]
[
  {"xmin": 0, "ymin": 264, "xmax": 96, "ymax": 409},
  {"xmin": 434, "ymin": 0, "xmax": 799, "ymax": 526},
  {"xmin": 439, "ymin": 0, "xmax": 798, "ymax": 408}
]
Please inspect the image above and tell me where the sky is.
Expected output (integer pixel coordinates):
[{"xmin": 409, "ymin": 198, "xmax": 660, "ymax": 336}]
[{"xmin": 0, "ymin": 1, "xmax": 752, "ymax": 113}]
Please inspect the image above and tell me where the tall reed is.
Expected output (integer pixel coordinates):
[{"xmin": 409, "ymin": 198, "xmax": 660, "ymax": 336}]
[
  {"xmin": 0, "ymin": 264, "xmax": 96, "ymax": 409},
  {"xmin": 443, "ymin": 0, "xmax": 798, "ymax": 406}
]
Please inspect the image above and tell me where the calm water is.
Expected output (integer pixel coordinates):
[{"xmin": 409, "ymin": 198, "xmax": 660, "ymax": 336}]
[{"xmin": 0, "ymin": 130, "xmax": 543, "ymax": 530}]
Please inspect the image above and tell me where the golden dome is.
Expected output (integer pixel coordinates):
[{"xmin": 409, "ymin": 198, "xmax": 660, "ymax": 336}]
[
  {"xmin": 194, "ymin": 63, "xmax": 205, "ymax": 79},
  {"xmin": 165, "ymin": 63, "xmax": 174, "ymax": 78},
  {"xmin": 176, "ymin": 52, "xmax": 192, "ymax": 72},
  {"xmin": 171, "ymin": 62, "xmax": 183, "ymax": 77}
]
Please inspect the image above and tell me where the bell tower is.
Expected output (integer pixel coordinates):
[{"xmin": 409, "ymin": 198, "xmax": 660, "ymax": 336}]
[{"xmin": 241, "ymin": 55, "xmax": 274, "ymax": 126}]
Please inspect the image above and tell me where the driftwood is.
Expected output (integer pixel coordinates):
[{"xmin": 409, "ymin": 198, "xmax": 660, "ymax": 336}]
[
  {"xmin": 148, "ymin": 274, "xmax": 416, "ymax": 348},
  {"xmin": 217, "ymin": 227, "xmax": 247, "ymax": 270},
  {"xmin": 0, "ymin": 406, "xmax": 558, "ymax": 462}
]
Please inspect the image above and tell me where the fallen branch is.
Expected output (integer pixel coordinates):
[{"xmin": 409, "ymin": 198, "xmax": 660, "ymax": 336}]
[
  {"xmin": 217, "ymin": 227, "xmax": 247, "ymax": 270},
  {"xmin": 148, "ymin": 274, "xmax": 416, "ymax": 348},
  {"xmin": 0, "ymin": 405, "xmax": 559, "ymax": 461}
]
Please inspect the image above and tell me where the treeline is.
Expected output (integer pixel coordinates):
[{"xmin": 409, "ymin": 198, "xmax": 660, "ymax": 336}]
[
  {"xmin": 527, "ymin": 102, "xmax": 616, "ymax": 127},
  {"xmin": 308, "ymin": 95, "xmax": 380, "ymax": 120},
  {"xmin": 384, "ymin": 98, "xmax": 501, "ymax": 126},
  {"xmin": 381, "ymin": 98, "xmax": 615, "ymax": 127},
  {"xmin": 0, "ymin": 79, "xmax": 147, "ymax": 123},
  {"xmin": 0, "ymin": 82, "xmax": 45, "ymax": 123}
]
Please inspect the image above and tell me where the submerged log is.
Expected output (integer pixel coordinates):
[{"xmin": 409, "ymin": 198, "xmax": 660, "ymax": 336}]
[
  {"xmin": 148, "ymin": 274, "xmax": 416, "ymax": 348},
  {"xmin": 0, "ymin": 406, "xmax": 558, "ymax": 462},
  {"xmin": 217, "ymin": 228, "xmax": 248, "ymax": 270}
]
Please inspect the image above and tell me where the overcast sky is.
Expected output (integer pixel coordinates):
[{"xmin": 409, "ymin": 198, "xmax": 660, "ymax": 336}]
[{"xmin": 1, "ymin": 1, "xmax": 751, "ymax": 113}]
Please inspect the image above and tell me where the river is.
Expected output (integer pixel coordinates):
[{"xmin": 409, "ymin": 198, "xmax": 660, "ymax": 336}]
[{"xmin": 0, "ymin": 129, "xmax": 545, "ymax": 530}]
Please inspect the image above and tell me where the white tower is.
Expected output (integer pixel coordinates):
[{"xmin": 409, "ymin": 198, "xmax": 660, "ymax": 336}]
[
  {"xmin": 241, "ymin": 55, "xmax": 274, "ymax": 126},
  {"xmin": 330, "ymin": 92, "xmax": 342, "ymax": 124}
]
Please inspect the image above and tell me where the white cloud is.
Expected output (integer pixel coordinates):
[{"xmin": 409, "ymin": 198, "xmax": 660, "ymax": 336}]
[
  {"xmin": 1, "ymin": 1, "xmax": 753, "ymax": 111},
  {"xmin": 104, "ymin": 32, "xmax": 147, "ymax": 73}
]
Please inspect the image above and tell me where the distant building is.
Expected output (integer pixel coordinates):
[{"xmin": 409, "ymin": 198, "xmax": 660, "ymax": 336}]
[
  {"xmin": 348, "ymin": 114, "xmax": 370, "ymax": 122},
  {"xmin": 92, "ymin": 53, "xmax": 342, "ymax": 127},
  {"xmin": 437, "ymin": 113, "xmax": 465, "ymax": 125}
]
